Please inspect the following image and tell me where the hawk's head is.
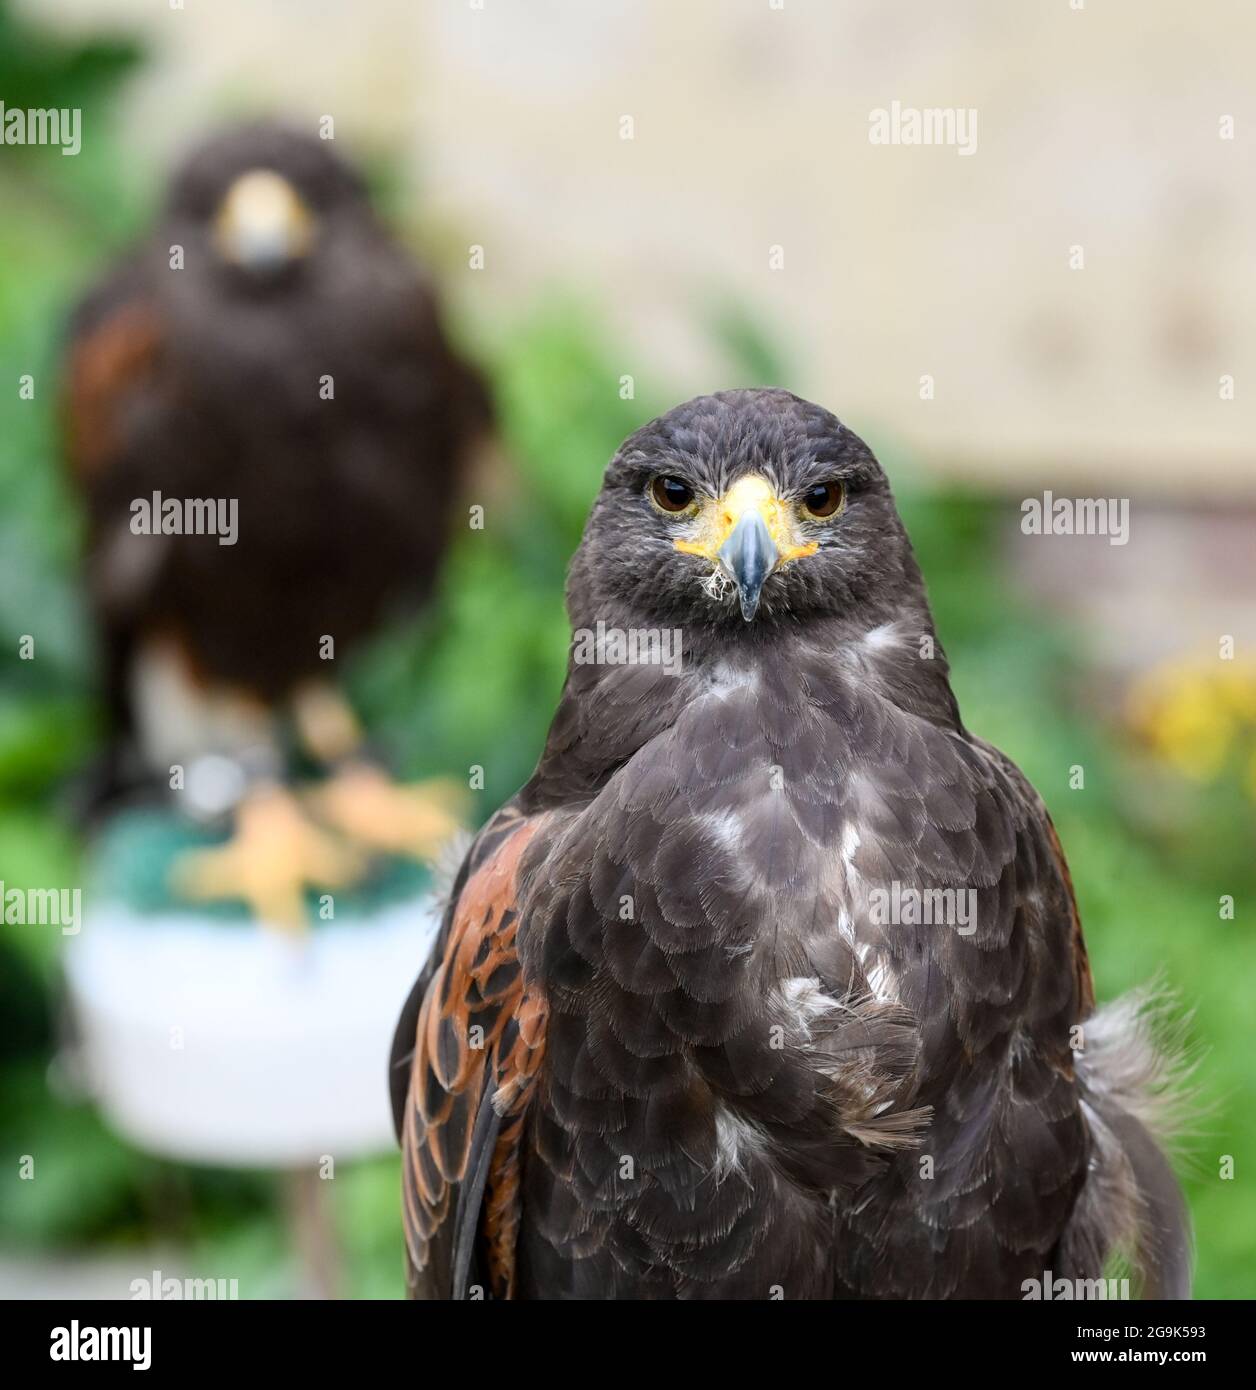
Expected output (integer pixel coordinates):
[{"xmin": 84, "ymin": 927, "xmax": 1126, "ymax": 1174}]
[
  {"xmin": 165, "ymin": 121, "xmax": 370, "ymax": 281},
  {"xmin": 572, "ymin": 389, "xmax": 927, "ymax": 636}
]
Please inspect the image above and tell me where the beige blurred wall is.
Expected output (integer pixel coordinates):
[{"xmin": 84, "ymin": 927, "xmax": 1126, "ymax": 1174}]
[{"xmin": 29, "ymin": 0, "xmax": 1256, "ymax": 491}]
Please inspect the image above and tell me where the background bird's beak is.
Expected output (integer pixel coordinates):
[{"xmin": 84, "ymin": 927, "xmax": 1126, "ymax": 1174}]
[
  {"xmin": 719, "ymin": 509, "xmax": 778, "ymax": 621},
  {"xmin": 213, "ymin": 169, "xmax": 313, "ymax": 272}
]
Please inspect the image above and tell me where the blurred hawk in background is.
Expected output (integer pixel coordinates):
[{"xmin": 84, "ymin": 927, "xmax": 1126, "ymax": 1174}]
[
  {"xmin": 391, "ymin": 389, "xmax": 1190, "ymax": 1300},
  {"xmin": 62, "ymin": 122, "xmax": 491, "ymax": 924}
]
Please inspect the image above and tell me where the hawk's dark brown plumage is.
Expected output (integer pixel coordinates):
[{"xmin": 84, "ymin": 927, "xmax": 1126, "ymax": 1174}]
[
  {"xmin": 391, "ymin": 389, "xmax": 1189, "ymax": 1300},
  {"xmin": 63, "ymin": 122, "xmax": 490, "ymax": 796}
]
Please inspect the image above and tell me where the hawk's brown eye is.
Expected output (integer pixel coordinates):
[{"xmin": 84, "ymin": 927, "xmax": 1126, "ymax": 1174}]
[
  {"xmin": 650, "ymin": 476, "xmax": 695, "ymax": 513},
  {"xmin": 802, "ymin": 481, "xmax": 844, "ymax": 519}
]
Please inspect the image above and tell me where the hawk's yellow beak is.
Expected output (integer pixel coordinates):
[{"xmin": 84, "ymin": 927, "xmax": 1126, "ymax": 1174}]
[
  {"xmin": 674, "ymin": 475, "xmax": 817, "ymax": 620},
  {"xmin": 214, "ymin": 169, "xmax": 313, "ymax": 272}
]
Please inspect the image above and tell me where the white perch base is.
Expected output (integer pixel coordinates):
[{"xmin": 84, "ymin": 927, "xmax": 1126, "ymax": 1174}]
[{"xmin": 63, "ymin": 899, "xmax": 440, "ymax": 1168}]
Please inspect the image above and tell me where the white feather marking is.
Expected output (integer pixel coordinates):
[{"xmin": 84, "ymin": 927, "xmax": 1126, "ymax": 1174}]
[
  {"xmin": 130, "ymin": 639, "xmax": 275, "ymax": 774},
  {"xmin": 712, "ymin": 1104, "xmax": 769, "ymax": 1181},
  {"xmin": 861, "ymin": 621, "xmax": 901, "ymax": 653},
  {"xmin": 695, "ymin": 809, "xmax": 744, "ymax": 854},
  {"xmin": 773, "ymin": 976, "xmax": 843, "ymax": 1043},
  {"xmin": 704, "ymin": 662, "xmax": 759, "ymax": 698},
  {"xmin": 856, "ymin": 941, "xmax": 900, "ymax": 1005},
  {"xmin": 840, "ymin": 822, "xmax": 862, "ymax": 881}
]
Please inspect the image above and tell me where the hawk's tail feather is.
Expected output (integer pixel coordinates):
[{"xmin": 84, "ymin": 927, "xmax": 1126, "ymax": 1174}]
[{"xmin": 1063, "ymin": 986, "xmax": 1196, "ymax": 1299}]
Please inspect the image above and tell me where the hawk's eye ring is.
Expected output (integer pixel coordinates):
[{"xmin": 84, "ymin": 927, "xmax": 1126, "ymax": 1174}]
[
  {"xmin": 801, "ymin": 481, "xmax": 844, "ymax": 519},
  {"xmin": 650, "ymin": 476, "xmax": 696, "ymax": 514}
]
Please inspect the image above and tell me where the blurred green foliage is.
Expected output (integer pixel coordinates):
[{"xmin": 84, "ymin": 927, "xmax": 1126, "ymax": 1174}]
[{"xmin": 0, "ymin": 0, "xmax": 1250, "ymax": 1300}]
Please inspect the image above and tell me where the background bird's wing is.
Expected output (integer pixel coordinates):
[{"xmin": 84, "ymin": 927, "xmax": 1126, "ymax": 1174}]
[
  {"xmin": 59, "ymin": 262, "xmax": 172, "ymax": 805},
  {"xmin": 62, "ymin": 259, "xmax": 162, "ymax": 487},
  {"xmin": 389, "ymin": 801, "xmax": 548, "ymax": 1299}
]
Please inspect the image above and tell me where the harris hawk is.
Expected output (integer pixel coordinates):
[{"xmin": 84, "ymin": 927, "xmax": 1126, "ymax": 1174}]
[
  {"xmin": 62, "ymin": 122, "xmax": 491, "ymax": 923},
  {"xmin": 390, "ymin": 389, "xmax": 1190, "ymax": 1299}
]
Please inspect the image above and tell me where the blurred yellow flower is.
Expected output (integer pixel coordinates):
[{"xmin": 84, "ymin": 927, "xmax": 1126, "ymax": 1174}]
[{"xmin": 1126, "ymin": 657, "xmax": 1256, "ymax": 786}]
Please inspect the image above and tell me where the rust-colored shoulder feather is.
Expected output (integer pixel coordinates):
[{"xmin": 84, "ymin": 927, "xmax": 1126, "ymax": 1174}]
[{"xmin": 399, "ymin": 807, "xmax": 547, "ymax": 1298}]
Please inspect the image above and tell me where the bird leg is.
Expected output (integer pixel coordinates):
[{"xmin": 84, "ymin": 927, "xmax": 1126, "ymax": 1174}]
[
  {"xmin": 170, "ymin": 782, "xmax": 365, "ymax": 932},
  {"xmin": 290, "ymin": 681, "xmax": 363, "ymax": 766},
  {"xmin": 291, "ymin": 681, "xmax": 466, "ymax": 864}
]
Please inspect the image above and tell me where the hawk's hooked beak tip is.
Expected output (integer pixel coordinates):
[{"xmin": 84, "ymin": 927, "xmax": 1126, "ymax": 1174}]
[{"xmin": 718, "ymin": 509, "xmax": 778, "ymax": 622}]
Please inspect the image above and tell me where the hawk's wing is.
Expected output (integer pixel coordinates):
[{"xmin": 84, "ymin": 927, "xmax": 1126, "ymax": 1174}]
[{"xmin": 389, "ymin": 802, "xmax": 550, "ymax": 1299}]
